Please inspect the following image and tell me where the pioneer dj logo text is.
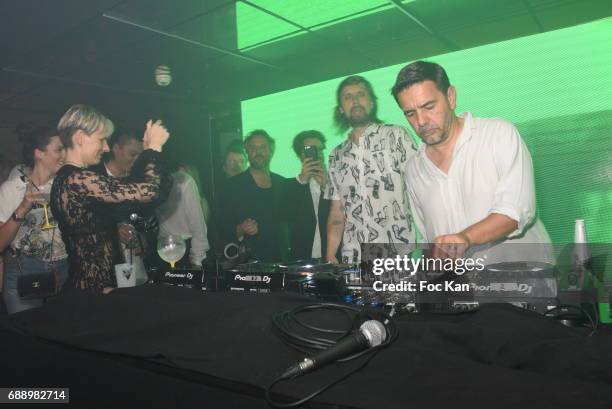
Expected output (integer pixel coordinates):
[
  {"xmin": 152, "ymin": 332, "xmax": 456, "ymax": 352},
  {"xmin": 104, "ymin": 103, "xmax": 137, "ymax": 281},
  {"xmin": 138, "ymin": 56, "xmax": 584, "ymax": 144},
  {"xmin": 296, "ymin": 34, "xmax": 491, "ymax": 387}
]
[
  {"xmin": 164, "ymin": 272, "xmax": 194, "ymax": 280},
  {"xmin": 470, "ymin": 282, "xmax": 533, "ymax": 294},
  {"xmin": 234, "ymin": 274, "xmax": 271, "ymax": 284}
]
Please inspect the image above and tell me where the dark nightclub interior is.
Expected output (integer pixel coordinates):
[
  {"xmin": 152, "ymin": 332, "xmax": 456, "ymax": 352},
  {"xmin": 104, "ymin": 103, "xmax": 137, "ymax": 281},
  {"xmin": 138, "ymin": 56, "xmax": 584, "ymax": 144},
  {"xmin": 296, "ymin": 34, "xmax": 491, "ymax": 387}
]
[{"xmin": 0, "ymin": 1, "xmax": 611, "ymax": 408}]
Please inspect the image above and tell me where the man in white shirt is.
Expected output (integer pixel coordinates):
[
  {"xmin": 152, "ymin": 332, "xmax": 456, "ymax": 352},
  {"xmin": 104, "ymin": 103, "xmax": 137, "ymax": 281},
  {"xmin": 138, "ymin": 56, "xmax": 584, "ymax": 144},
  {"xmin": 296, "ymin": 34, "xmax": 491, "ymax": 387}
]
[
  {"xmin": 156, "ymin": 170, "xmax": 209, "ymax": 266},
  {"xmin": 326, "ymin": 76, "xmax": 417, "ymax": 264},
  {"xmin": 391, "ymin": 60, "xmax": 552, "ymax": 262}
]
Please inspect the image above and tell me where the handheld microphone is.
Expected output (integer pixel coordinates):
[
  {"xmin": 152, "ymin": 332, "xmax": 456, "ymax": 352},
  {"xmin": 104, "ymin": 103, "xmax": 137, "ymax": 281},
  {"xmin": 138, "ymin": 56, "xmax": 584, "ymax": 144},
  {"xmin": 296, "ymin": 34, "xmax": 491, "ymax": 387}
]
[{"xmin": 281, "ymin": 320, "xmax": 386, "ymax": 379}]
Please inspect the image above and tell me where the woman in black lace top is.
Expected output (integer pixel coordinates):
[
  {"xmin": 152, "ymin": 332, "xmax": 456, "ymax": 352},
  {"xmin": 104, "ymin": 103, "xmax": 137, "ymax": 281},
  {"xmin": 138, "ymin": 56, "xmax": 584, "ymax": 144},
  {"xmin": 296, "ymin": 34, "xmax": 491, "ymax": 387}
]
[{"xmin": 51, "ymin": 104, "xmax": 172, "ymax": 292}]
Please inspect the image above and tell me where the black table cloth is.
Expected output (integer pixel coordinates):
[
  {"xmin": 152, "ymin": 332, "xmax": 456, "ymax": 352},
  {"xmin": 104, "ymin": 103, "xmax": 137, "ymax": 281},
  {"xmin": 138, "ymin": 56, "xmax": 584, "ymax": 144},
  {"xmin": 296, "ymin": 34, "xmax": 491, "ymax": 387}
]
[{"xmin": 2, "ymin": 284, "xmax": 611, "ymax": 408}]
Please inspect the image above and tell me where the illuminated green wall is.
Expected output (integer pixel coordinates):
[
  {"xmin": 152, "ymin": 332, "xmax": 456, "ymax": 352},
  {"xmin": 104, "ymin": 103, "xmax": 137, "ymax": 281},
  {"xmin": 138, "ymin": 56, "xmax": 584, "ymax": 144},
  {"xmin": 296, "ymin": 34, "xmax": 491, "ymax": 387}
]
[{"xmin": 241, "ymin": 20, "xmax": 612, "ymax": 244}]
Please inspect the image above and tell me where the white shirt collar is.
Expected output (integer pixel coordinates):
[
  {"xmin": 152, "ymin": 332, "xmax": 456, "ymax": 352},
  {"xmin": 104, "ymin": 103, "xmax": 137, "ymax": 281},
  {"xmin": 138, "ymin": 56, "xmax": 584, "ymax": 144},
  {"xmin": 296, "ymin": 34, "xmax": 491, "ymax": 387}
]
[
  {"xmin": 346, "ymin": 123, "xmax": 379, "ymax": 148},
  {"xmin": 416, "ymin": 112, "xmax": 473, "ymax": 158}
]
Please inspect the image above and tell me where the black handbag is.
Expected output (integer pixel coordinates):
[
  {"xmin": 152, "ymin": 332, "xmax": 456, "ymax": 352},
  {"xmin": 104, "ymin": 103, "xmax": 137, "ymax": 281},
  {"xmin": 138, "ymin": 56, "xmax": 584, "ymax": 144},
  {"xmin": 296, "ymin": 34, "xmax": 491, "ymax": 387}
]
[
  {"xmin": 12, "ymin": 245, "xmax": 59, "ymax": 300},
  {"xmin": 14, "ymin": 212, "xmax": 60, "ymax": 299},
  {"xmin": 17, "ymin": 270, "xmax": 58, "ymax": 299}
]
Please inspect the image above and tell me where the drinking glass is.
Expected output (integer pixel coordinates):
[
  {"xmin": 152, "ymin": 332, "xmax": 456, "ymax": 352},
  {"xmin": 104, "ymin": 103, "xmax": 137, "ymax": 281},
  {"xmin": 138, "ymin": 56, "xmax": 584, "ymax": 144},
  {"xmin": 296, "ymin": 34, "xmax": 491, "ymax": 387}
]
[{"xmin": 157, "ymin": 235, "xmax": 186, "ymax": 269}]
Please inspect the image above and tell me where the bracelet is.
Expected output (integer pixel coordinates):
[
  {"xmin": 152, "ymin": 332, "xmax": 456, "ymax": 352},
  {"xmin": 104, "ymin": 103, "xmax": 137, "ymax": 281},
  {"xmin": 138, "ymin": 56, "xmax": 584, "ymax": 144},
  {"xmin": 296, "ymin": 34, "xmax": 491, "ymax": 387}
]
[{"xmin": 12, "ymin": 211, "xmax": 25, "ymax": 222}]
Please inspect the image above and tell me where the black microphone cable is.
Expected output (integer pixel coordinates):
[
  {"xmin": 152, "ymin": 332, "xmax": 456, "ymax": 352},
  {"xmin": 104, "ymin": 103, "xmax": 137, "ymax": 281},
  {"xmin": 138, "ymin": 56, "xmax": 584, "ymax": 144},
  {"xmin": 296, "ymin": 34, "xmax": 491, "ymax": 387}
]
[{"xmin": 266, "ymin": 303, "xmax": 399, "ymax": 408}]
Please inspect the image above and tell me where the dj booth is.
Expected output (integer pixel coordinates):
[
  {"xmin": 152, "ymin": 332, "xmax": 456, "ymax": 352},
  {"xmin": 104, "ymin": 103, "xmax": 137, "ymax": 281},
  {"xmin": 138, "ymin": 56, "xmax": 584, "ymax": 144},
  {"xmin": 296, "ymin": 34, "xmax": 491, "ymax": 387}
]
[{"xmin": 2, "ymin": 282, "xmax": 612, "ymax": 408}]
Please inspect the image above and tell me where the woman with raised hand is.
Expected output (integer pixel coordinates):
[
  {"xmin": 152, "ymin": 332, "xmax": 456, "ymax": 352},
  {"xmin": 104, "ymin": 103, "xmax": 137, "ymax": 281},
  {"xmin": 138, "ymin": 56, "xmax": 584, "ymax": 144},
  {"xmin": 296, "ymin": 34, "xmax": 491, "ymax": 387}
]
[
  {"xmin": 0, "ymin": 125, "xmax": 68, "ymax": 313},
  {"xmin": 50, "ymin": 104, "xmax": 172, "ymax": 293}
]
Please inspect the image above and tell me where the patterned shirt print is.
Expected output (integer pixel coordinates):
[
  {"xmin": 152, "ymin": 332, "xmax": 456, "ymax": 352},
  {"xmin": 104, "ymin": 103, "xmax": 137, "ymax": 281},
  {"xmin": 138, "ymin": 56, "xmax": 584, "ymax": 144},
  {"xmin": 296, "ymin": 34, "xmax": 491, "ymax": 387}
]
[
  {"xmin": 325, "ymin": 124, "xmax": 417, "ymax": 263},
  {"xmin": 0, "ymin": 165, "xmax": 67, "ymax": 261}
]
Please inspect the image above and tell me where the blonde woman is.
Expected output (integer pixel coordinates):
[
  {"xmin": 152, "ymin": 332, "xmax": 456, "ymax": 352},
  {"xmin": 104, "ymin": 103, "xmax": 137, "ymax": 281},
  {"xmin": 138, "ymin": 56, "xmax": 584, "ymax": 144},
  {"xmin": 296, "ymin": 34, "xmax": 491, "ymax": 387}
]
[{"xmin": 50, "ymin": 105, "xmax": 171, "ymax": 292}]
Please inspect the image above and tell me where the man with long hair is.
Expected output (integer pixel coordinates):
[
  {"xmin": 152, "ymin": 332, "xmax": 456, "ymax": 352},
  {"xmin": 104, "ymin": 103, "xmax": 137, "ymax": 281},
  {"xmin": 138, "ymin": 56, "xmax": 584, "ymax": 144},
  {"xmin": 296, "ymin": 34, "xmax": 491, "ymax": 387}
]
[{"xmin": 326, "ymin": 76, "xmax": 417, "ymax": 264}]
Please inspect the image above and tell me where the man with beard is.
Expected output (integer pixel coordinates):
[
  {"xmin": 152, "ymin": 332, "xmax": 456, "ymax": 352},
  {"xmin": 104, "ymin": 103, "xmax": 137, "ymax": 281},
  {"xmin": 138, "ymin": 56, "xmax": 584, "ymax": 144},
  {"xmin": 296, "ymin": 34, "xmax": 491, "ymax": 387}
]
[
  {"xmin": 391, "ymin": 61, "xmax": 552, "ymax": 262},
  {"xmin": 218, "ymin": 130, "xmax": 288, "ymax": 262},
  {"xmin": 326, "ymin": 76, "xmax": 417, "ymax": 264}
]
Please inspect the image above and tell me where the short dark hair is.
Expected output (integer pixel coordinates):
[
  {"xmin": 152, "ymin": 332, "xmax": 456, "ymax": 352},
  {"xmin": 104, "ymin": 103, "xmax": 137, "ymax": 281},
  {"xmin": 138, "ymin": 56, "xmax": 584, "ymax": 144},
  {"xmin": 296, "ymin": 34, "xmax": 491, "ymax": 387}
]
[
  {"xmin": 391, "ymin": 61, "xmax": 451, "ymax": 101},
  {"xmin": 16, "ymin": 124, "xmax": 58, "ymax": 168},
  {"xmin": 334, "ymin": 75, "xmax": 381, "ymax": 133},
  {"xmin": 104, "ymin": 128, "xmax": 141, "ymax": 161},
  {"xmin": 109, "ymin": 128, "xmax": 141, "ymax": 149},
  {"xmin": 223, "ymin": 140, "xmax": 247, "ymax": 162},
  {"xmin": 244, "ymin": 129, "xmax": 275, "ymax": 151},
  {"xmin": 292, "ymin": 130, "xmax": 326, "ymax": 157}
]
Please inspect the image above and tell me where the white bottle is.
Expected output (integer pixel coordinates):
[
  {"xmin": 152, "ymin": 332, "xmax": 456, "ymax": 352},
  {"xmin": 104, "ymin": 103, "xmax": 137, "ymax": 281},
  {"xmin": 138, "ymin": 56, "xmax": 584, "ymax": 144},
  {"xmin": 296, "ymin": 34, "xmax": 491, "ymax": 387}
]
[
  {"xmin": 573, "ymin": 219, "xmax": 590, "ymax": 266},
  {"xmin": 570, "ymin": 219, "xmax": 590, "ymax": 289}
]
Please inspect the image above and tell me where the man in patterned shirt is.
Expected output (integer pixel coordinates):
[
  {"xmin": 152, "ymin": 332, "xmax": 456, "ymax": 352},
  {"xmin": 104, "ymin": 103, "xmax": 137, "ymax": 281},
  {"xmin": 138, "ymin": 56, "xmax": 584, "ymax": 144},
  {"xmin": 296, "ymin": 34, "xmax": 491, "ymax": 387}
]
[{"xmin": 325, "ymin": 75, "xmax": 417, "ymax": 264}]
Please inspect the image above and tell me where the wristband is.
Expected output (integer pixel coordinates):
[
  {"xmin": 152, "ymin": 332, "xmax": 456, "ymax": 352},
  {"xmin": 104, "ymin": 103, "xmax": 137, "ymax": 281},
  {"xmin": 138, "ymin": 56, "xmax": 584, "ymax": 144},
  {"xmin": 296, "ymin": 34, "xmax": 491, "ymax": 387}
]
[{"xmin": 12, "ymin": 211, "xmax": 25, "ymax": 222}]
